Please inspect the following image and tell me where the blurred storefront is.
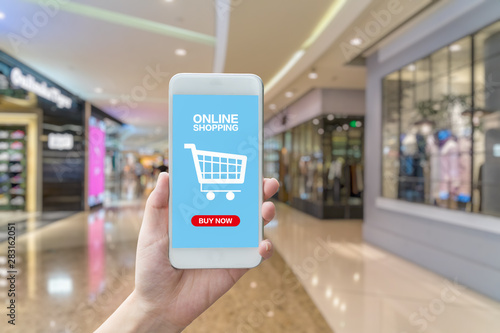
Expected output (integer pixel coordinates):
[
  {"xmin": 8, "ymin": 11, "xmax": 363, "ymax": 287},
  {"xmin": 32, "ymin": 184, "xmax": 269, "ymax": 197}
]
[
  {"xmin": 0, "ymin": 50, "xmax": 84, "ymax": 212},
  {"xmin": 87, "ymin": 105, "xmax": 124, "ymax": 208},
  {"xmin": 0, "ymin": 51, "xmax": 123, "ymax": 213},
  {"xmin": 264, "ymin": 88, "xmax": 365, "ymax": 219},
  {"xmin": 364, "ymin": 1, "xmax": 500, "ymax": 301}
]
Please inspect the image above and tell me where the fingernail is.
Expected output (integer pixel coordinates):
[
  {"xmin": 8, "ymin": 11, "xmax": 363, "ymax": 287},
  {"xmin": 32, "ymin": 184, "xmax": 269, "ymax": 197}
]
[{"xmin": 265, "ymin": 242, "xmax": 270, "ymax": 252}]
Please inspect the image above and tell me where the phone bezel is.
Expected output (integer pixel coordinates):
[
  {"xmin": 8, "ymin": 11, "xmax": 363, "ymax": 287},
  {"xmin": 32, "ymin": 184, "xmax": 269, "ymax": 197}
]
[{"xmin": 168, "ymin": 73, "xmax": 263, "ymax": 269}]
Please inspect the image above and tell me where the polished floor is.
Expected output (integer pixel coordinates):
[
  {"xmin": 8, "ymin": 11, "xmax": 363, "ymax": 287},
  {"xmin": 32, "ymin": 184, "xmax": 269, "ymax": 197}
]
[
  {"xmin": 265, "ymin": 203, "xmax": 500, "ymax": 333},
  {"xmin": 1, "ymin": 201, "xmax": 499, "ymax": 333},
  {"xmin": 0, "ymin": 201, "xmax": 330, "ymax": 333}
]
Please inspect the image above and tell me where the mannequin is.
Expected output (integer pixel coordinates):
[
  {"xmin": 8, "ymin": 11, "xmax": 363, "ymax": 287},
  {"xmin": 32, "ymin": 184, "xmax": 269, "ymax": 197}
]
[
  {"xmin": 399, "ymin": 127, "xmax": 425, "ymax": 202},
  {"xmin": 457, "ymin": 127, "xmax": 472, "ymax": 210},
  {"xmin": 436, "ymin": 129, "xmax": 460, "ymax": 208}
]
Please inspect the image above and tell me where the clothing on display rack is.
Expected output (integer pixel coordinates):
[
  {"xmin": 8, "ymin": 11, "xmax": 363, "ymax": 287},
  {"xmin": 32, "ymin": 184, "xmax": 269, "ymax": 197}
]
[
  {"xmin": 426, "ymin": 135, "xmax": 440, "ymax": 204},
  {"xmin": 398, "ymin": 132, "xmax": 425, "ymax": 202}
]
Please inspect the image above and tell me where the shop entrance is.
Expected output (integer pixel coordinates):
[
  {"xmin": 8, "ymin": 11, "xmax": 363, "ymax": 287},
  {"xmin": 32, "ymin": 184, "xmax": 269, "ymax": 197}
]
[
  {"xmin": 264, "ymin": 115, "xmax": 364, "ymax": 219},
  {"xmin": 0, "ymin": 111, "xmax": 41, "ymax": 212}
]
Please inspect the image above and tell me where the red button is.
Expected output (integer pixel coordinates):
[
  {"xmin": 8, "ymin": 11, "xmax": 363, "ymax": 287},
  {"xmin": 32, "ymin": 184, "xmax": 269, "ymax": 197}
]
[{"xmin": 191, "ymin": 215, "xmax": 240, "ymax": 227}]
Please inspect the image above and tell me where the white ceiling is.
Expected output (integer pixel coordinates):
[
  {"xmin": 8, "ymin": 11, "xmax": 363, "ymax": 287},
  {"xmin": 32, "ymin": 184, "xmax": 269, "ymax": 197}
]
[
  {"xmin": 0, "ymin": 0, "xmax": 217, "ymax": 148},
  {"xmin": 0, "ymin": 0, "xmax": 440, "ymax": 150}
]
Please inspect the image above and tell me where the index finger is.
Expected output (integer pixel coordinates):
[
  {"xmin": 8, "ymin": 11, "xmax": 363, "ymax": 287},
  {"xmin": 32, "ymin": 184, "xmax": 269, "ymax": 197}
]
[{"xmin": 263, "ymin": 178, "xmax": 279, "ymax": 201}]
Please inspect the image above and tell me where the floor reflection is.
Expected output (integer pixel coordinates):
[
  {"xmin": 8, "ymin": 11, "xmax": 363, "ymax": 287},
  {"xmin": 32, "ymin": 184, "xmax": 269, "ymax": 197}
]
[
  {"xmin": 265, "ymin": 202, "xmax": 500, "ymax": 333},
  {"xmin": 0, "ymin": 200, "xmax": 331, "ymax": 333}
]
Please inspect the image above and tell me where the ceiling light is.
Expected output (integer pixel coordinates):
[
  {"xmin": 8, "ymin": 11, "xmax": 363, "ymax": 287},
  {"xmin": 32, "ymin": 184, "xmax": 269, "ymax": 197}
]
[
  {"xmin": 175, "ymin": 48, "xmax": 187, "ymax": 56},
  {"xmin": 165, "ymin": 0, "xmax": 174, "ymax": 2},
  {"xmin": 325, "ymin": 288, "xmax": 332, "ymax": 298},
  {"xmin": 109, "ymin": 98, "xmax": 118, "ymax": 105},
  {"xmin": 318, "ymin": 128, "xmax": 324, "ymax": 135},
  {"xmin": 312, "ymin": 118, "xmax": 320, "ymax": 125},
  {"xmin": 350, "ymin": 38, "xmax": 363, "ymax": 46},
  {"xmin": 333, "ymin": 297, "xmax": 340, "ymax": 307},
  {"xmin": 302, "ymin": 0, "xmax": 346, "ymax": 49},
  {"xmin": 449, "ymin": 44, "xmax": 461, "ymax": 52},
  {"xmin": 265, "ymin": 50, "xmax": 305, "ymax": 94},
  {"xmin": 0, "ymin": 12, "xmax": 5, "ymax": 20},
  {"xmin": 94, "ymin": 87, "xmax": 103, "ymax": 94},
  {"xmin": 340, "ymin": 303, "xmax": 346, "ymax": 312},
  {"xmin": 265, "ymin": 0, "xmax": 346, "ymax": 94},
  {"xmin": 308, "ymin": 69, "xmax": 318, "ymax": 80},
  {"xmin": 285, "ymin": 91, "xmax": 294, "ymax": 98},
  {"xmin": 269, "ymin": 104, "xmax": 277, "ymax": 110},
  {"xmin": 408, "ymin": 64, "xmax": 416, "ymax": 71},
  {"xmin": 327, "ymin": 114, "xmax": 334, "ymax": 121},
  {"xmin": 353, "ymin": 273, "xmax": 360, "ymax": 282}
]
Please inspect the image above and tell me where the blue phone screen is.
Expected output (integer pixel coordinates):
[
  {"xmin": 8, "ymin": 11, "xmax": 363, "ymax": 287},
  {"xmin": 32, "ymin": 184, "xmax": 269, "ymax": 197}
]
[{"xmin": 171, "ymin": 94, "xmax": 259, "ymax": 248}]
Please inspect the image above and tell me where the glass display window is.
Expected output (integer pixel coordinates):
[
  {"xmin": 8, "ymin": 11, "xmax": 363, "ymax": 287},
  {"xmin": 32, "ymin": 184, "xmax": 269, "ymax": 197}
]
[{"xmin": 381, "ymin": 19, "xmax": 500, "ymax": 217}]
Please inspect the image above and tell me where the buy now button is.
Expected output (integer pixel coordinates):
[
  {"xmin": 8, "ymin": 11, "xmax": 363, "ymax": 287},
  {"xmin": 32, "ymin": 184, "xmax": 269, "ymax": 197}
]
[{"xmin": 191, "ymin": 215, "xmax": 240, "ymax": 227}]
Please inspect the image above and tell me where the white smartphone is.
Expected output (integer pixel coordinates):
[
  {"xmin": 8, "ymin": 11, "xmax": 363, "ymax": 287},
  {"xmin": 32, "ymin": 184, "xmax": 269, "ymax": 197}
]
[{"xmin": 168, "ymin": 73, "xmax": 263, "ymax": 269}]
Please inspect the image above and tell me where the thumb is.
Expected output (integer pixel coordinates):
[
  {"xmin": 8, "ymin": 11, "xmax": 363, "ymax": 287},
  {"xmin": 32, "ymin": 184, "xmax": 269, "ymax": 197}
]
[{"xmin": 138, "ymin": 172, "xmax": 170, "ymax": 249}]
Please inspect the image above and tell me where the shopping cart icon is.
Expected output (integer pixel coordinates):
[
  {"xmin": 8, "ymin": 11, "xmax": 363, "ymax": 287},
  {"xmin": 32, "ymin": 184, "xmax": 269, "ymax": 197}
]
[{"xmin": 184, "ymin": 143, "xmax": 247, "ymax": 201}]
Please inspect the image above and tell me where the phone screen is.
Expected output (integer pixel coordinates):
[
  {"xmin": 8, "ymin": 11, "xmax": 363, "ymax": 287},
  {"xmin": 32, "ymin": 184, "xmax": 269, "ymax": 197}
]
[{"xmin": 171, "ymin": 94, "xmax": 260, "ymax": 248}]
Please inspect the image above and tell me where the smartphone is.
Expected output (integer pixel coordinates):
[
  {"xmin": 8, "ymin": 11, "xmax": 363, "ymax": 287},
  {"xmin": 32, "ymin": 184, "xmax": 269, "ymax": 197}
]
[{"xmin": 168, "ymin": 73, "xmax": 263, "ymax": 269}]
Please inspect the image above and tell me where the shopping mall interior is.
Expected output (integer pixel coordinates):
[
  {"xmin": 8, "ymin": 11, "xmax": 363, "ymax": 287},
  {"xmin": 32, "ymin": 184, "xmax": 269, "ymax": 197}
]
[{"xmin": 1, "ymin": 0, "xmax": 500, "ymax": 332}]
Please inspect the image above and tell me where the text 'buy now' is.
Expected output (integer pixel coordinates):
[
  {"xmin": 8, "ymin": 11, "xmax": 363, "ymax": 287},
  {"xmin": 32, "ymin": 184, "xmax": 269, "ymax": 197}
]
[{"xmin": 191, "ymin": 215, "xmax": 240, "ymax": 227}]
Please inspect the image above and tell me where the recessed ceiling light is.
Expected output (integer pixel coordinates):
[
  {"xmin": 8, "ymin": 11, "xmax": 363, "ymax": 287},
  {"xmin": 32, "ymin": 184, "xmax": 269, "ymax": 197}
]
[
  {"xmin": 269, "ymin": 103, "xmax": 277, "ymax": 110},
  {"xmin": 109, "ymin": 98, "xmax": 118, "ymax": 105},
  {"xmin": 308, "ymin": 69, "xmax": 318, "ymax": 79},
  {"xmin": 408, "ymin": 64, "xmax": 416, "ymax": 71},
  {"xmin": 350, "ymin": 38, "xmax": 362, "ymax": 46},
  {"xmin": 0, "ymin": 12, "xmax": 5, "ymax": 20},
  {"xmin": 175, "ymin": 48, "xmax": 187, "ymax": 56},
  {"xmin": 94, "ymin": 87, "xmax": 103, "ymax": 94},
  {"xmin": 165, "ymin": 0, "xmax": 174, "ymax": 2},
  {"xmin": 449, "ymin": 44, "xmax": 461, "ymax": 52},
  {"xmin": 285, "ymin": 91, "xmax": 294, "ymax": 98}
]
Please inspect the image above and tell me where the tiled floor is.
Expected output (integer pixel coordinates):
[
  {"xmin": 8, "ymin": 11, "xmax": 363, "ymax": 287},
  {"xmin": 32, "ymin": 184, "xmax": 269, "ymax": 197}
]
[
  {"xmin": 0, "ymin": 202, "xmax": 330, "ymax": 333},
  {"xmin": 265, "ymin": 202, "xmax": 500, "ymax": 333},
  {"xmin": 1, "ymin": 200, "xmax": 499, "ymax": 333}
]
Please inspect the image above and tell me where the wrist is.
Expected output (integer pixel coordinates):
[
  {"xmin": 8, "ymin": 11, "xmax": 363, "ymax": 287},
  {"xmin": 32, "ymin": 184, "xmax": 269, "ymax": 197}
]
[
  {"xmin": 95, "ymin": 291, "xmax": 184, "ymax": 333},
  {"xmin": 128, "ymin": 290, "xmax": 185, "ymax": 333},
  {"xmin": 127, "ymin": 290, "xmax": 184, "ymax": 333}
]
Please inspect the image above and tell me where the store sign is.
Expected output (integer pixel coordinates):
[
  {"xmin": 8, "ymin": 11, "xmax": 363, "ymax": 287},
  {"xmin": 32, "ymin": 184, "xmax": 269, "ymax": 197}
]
[
  {"xmin": 88, "ymin": 117, "xmax": 106, "ymax": 207},
  {"xmin": 10, "ymin": 67, "xmax": 72, "ymax": 109},
  {"xmin": 48, "ymin": 133, "xmax": 74, "ymax": 150}
]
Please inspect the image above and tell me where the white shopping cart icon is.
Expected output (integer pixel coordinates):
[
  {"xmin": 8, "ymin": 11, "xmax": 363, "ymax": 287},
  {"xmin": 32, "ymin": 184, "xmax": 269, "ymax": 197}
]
[{"xmin": 184, "ymin": 143, "xmax": 247, "ymax": 201}]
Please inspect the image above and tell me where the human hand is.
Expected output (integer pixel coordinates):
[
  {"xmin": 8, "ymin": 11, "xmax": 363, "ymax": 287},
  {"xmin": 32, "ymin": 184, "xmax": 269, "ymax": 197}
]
[{"xmin": 95, "ymin": 173, "xmax": 279, "ymax": 333}]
